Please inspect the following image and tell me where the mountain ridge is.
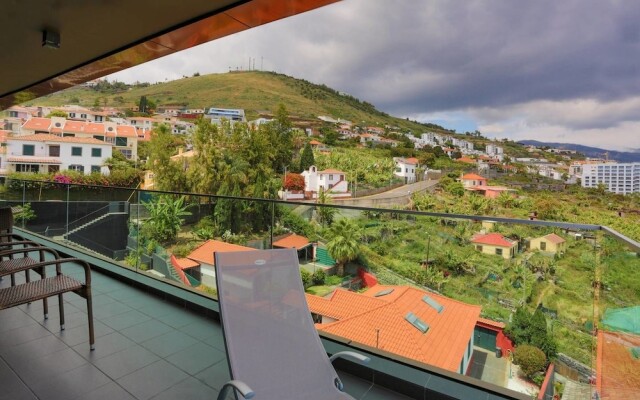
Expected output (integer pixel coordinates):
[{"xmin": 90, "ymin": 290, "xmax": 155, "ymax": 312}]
[{"xmin": 518, "ymin": 140, "xmax": 640, "ymax": 163}]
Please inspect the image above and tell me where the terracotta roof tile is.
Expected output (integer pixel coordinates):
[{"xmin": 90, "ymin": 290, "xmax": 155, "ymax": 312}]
[
  {"xmin": 470, "ymin": 233, "xmax": 516, "ymax": 248},
  {"xmin": 186, "ymin": 240, "xmax": 255, "ymax": 266},
  {"xmin": 7, "ymin": 156, "xmax": 62, "ymax": 164},
  {"xmin": 21, "ymin": 118, "xmax": 51, "ymax": 131},
  {"xmin": 272, "ymin": 233, "xmax": 310, "ymax": 250},
  {"xmin": 543, "ymin": 233, "xmax": 566, "ymax": 244},
  {"xmin": 318, "ymin": 168, "xmax": 345, "ymax": 174},
  {"xmin": 308, "ymin": 285, "xmax": 481, "ymax": 372},
  {"xmin": 596, "ymin": 331, "xmax": 640, "ymax": 399},
  {"xmin": 9, "ymin": 134, "xmax": 107, "ymax": 145},
  {"xmin": 461, "ymin": 173, "xmax": 487, "ymax": 181}
]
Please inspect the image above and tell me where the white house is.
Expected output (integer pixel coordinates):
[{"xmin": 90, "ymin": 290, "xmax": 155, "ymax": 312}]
[
  {"xmin": 301, "ymin": 166, "xmax": 350, "ymax": 198},
  {"xmin": 6, "ymin": 134, "xmax": 112, "ymax": 175},
  {"xmin": 394, "ymin": 157, "xmax": 419, "ymax": 183}
]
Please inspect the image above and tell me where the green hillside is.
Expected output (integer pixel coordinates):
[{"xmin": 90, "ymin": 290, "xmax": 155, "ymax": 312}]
[{"xmin": 33, "ymin": 71, "xmax": 450, "ymax": 134}]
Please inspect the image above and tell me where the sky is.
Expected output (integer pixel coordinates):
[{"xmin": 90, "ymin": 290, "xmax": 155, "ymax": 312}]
[{"xmin": 108, "ymin": 0, "xmax": 640, "ymax": 152}]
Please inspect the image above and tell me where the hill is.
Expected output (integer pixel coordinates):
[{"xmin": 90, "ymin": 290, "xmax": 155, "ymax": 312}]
[
  {"xmin": 518, "ymin": 140, "xmax": 640, "ymax": 163},
  {"xmin": 33, "ymin": 71, "xmax": 452, "ymax": 135}
]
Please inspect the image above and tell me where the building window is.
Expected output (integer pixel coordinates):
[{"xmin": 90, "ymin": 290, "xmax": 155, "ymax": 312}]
[
  {"xmin": 476, "ymin": 245, "xmax": 483, "ymax": 252},
  {"xmin": 69, "ymin": 113, "xmax": 76, "ymax": 118},
  {"xmin": 91, "ymin": 165, "xmax": 101, "ymax": 173},
  {"xmin": 68, "ymin": 164, "xmax": 84, "ymax": 173},
  {"xmin": 16, "ymin": 164, "xmax": 39, "ymax": 173},
  {"xmin": 49, "ymin": 145, "xmax": 60, "ymax": 157},
  {"xmin": 115, "ymin": 137, "xmax": 127, "ymax": 146},
  {"xmin": 495, "ymin": 248, "xmax": 503, "ymax": 256},
  {"xmin": 72, "ymin": 147, "xmax": 83, "ymax": 156},
  {"xmin": 63, "ymin": 133, "xmax": 75, "ymax": 137},
  {"xmin": 119, "ymin": 149, "xmax": 132, "ymax": 159},
  {"xmin": 91, "ymin": 148, "xmax": 102, "ymax": 157},
  {"xmin": 93, "ymin": 135, "xmax": 105, "ymax": 141},
  {"xmin": 22, "ymin": 144, "xmax": 35, "ymax": 156},
  {"xmin": 80, "ymin": 113, "xmax": 87, "ymax": 119}
]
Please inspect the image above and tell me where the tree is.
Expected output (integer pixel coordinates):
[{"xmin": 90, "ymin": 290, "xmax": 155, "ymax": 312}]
[
  {"xmin": 138, "ymin": 96, "xmax": 148, "ymax": 113},
  {"xmin": 284, "ymin": 173, "xmax": 305, "ymax": 191},
  {"xmin": 505, "ymin": 307, "xmax": 557, "ymax": 359},
  {"xmin": 46, "ymin": 110, "xmax": 68, "ymax": 118},
  {"xmin": 316, "ymin": 189, "xmax": 337, "ymax": 226},
  {"xmin": 269, "ymin": 104, "xmax": 293, "ymax": 173},
  {"xmin": 514, "ymin": 345, "xmax": 547, "ymax": 379},
  {"xmin": 327, "ymin": 218, "xmax": 361, "ymax": 276},
  {"xmin": 299, "ymin": 142, "xmax": 315, "ymax": 172},
  {"xmin": 143, "ymin": 195, "xmax": 192, "ymax": 243},
  {"xmin": 13, "ymin": 91, "xmax": 36, "ymax": 105},
  {"xmin": 147, "ymin": 124, "xmax": 187, "ymax": 191}
]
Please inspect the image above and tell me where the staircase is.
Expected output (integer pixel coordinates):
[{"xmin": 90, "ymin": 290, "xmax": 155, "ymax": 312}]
[{"xmin": 63, "ymin": 212, "xmax": 126, "ymax": 238}]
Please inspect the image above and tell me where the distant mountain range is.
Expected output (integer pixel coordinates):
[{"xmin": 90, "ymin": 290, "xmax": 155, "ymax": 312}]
[{"xmin": 518, "ymin": 140, "xmax": 640, "ymax": 163}]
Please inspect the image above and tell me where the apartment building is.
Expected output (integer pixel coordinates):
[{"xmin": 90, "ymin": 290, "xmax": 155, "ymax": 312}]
[
  {"xmin": 581, "ymin": 162, "xmax": 640, "ymax": 194},
  {"xmin": 6, "ymin": 134, "xmax": 112, "ymax": 175}
]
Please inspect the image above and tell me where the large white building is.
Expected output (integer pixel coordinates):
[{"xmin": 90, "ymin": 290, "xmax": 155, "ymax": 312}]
[
  {"xmin": 204, "ymin": 107, "xmax": 246, "ymax": 123},
  {"xmin": 6, "ymin": 134, "xmax": 112, "ymax": 175},
  {"xmin": 581, "ymin": 162, "xmax": 640, "ymax": 194}
]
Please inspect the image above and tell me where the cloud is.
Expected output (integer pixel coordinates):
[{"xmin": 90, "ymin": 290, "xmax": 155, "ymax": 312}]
[{"xmin": 108, "ymin": 0, "xmax": 640, "ymax": 151}]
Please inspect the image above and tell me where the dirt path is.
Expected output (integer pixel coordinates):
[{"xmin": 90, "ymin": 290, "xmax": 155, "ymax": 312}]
[{"xmin": 534, "ymin": 281, "xmax": 555, "ymax": 307}]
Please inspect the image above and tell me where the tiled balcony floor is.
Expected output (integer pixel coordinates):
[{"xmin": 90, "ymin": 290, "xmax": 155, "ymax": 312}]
[{"xmin": 0, "ymin": 265, "xmax": 411, "ymax": 400}]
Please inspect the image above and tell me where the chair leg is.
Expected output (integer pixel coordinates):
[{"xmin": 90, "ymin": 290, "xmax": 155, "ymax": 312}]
[
  {"xmin": 86, "ymin": 294, "xmax": 95, "ymax": 351},
  {"xmin": 58, "ymin": 294, "xmax": 65, "ymax": 330}
]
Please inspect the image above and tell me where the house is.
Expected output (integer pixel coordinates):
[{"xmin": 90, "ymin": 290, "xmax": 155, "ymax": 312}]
[
  {"xmin": 530, "ymin": 233, "xmax": 566, "ymax": 254},
  {"xmin": 460, "ymin": 173, "xmax": 487, "ymax": 188},
  {"xmin": 306, "ymin": 285, "xmax": 481, "ymax": 374},
  {"xmin": 300, "ymin": 165, "xmax": 350, "ymax": 199},
  {"xmin": 456, "ymin": 156, "xmax": 476, "ymax": 165},
  {"xmin": 6, "ymin": 133, "xmax": 111, "ymax": 175},
  {"xmin": 186, "ymin": 240, "xmax": 256, "ymax": 287},
  {"xmin": 470, "ymin": 233, "xmax": 517, "ymax": 259},
  {"xmin": 272, "ymin": 233, "xmax": 313, "ymax": 261},
  {"xmin": 394, "ymin": 157, "xmax": 419, "ymax": 183}
]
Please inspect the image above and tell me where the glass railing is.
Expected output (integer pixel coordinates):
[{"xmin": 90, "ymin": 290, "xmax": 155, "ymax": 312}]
[{"xmin": 2, "ymin": 178, "xmax": 639, "ymax": 400}]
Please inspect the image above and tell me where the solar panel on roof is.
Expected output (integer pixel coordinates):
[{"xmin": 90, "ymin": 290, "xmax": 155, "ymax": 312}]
[
  {"xmin": 405, "ymin": 312, "xmax": 429, "ymax": 334},
  {"xmin": 374, "ymin": 288, "xmax": 394, "ymax": 297},
  {"xmin": 422, "ymin": 295, "xmax": 444, "ymax": 313}
]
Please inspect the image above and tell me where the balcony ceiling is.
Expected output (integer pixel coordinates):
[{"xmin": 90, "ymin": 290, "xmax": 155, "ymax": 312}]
[{"xmin": 0, "ymin": 0, "xmax": 339, "ymax": 110}]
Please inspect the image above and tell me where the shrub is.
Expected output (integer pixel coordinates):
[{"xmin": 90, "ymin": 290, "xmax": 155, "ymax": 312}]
[
  {"xmin": 300, "ymin": 269, "xmax": 312, "ymax": 288},
  {"xmin": 514, "ymin": 345, "xmax": 547, "ymax": 379},
  {"xmin": 312, "ymin": 269, "xmax": 326, "ymax": 285}
]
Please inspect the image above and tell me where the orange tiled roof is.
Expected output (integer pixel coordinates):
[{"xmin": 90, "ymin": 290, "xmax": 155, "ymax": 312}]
[
  {"xmin": 186, "ymin": 240, "xmax": 255, "ymax": 266},
  {"xmin": 7, "ymin": 156, "xmax": 62, "ymax": 164},
  {"xmin": 272, "ymin": 233, "xmax": 310, "ymax": 250},
  {"xmin": 21, "ymin": 117, "xmax": 51, "ymax": 131},
  {"xmin": 309, "ymin": 285, "xmax": 481, "ymax": 372},
  {"xmin": 62, "ymin": 120, "xmax": 88, "ymax": 133},
  {"xmin": 9, "ymin": 134, "xmax": 106, "ymax": 145},
  {"xmin": 319, "ymin": 168, "xmax": 345, "ymax": 175},
  {"xmin": 0, "ymin": 130, "xmax": 10, "ymax": 143},
  {"xmin": 169, "ymin": 255, "xmax": 192, "ymax": 287},
  {"xmin": 470, "ymin": 233, "xmax": 516, "ymax": 248},
  {"xmin": 461, "ymin": 173, "xmax": 487, "ymax": 181},
  {"xmin": 85, "ymin": 123, "xmax": 105, "ymax": 134},
  {"xmin": 477, "ymin": 317, "xmax": 506, "ymax": 329},
  {"xmin": 405, "ymin": 157, "xmax": 419, "ymax": 165},
  {"xmin": 309, "ymin": 140, "xmax": 322, "ymax": 145},
  {"xmin": 543, "ymin": 233, "xmax": 566, "ymax": 244},
  {"xmin": 456, "ymin": 156, "xmax": 476, "ymax": 164},
  {"xmin": 113, "ymin": 125, "xmax": 137, "ymax": 138},
  {"xmin": 306, "ymin": 290, "xmax": 386, "ymax": 321},
  {"xmin": 172, "ymin": 257, "xmax": 199, "ymax": 270},
  {"xmin": 596, "ymin": 331, "xmax": 640, "ymax": 399}
]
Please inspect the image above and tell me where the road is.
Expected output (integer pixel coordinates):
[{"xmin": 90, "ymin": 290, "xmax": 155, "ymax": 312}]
[{"xmin": 333, "ymin": 179, "xmax": 439, "ymax": 208}]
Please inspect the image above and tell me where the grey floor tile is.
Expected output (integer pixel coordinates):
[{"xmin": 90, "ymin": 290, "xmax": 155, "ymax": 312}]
[
  {"xmin": 72, "ymin": 331, "xmax": 136, "ymax": 361},
  {"xmin": 165, "ymin": 342, "xmax": 226, "ymax": 375},
  {"xmin": 100, "ymin": 309, "xmax": 151, "ymax": 331},
  {"xmin": 179, "ymin": 318, "xmax": 222, "ymax": 342},
  {"xmin": 9, "ymin": 347, "xmax": 89, "ymax": 387},
  {"xmin": 195, "ymin": 359, "xmax": 230, "ymax": 391},
  {"xmin": 93, "ymin": 301, "xmax": 134, "ymax": 319},
  {"xmin": 93, "ymin": 345, "xmax": 160, "ymax": 380},
  {"xmin": 0, "ymin": 320, "xmax": 52, "ymax": 347},
  {"xmin": 150, "ymin": 377, "xmax": 219, "ymax": 400},
  {"xmin": 0, "ymin": 358, "xmax": 35, "ymax": 399},
  {"xmin": 116, "ymin": 359, "xmax": 189, "ymax": 400},
  {"xmin": 29, "ymin": 364, "xmax": 111, "ymax": 400},
  {"xmin": 119, "ymin": 318, "xmax": 174, "ymax": 343},
  {"xmin": 338, "ymin": 371, "xmax": 374, "ymax": 399},
  {"xmin": 55, "ymin": 319, "xmax": 114, "ymax": 347},
  {"xmin": 74, "ymin": 382, "xmax": 136, "ymax": 400},
  {"xmin": 141, "ymin": 329, "xmax": 199, "ymax": 358},
  {"xmin": 1, "ymin": 334, "xmax": 68, "ymax": 362}
]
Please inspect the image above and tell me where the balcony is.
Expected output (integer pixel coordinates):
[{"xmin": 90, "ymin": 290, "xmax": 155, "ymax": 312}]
[{"xmin": 2, "ymin": 179, "xmax": 639, "ymax": 399}]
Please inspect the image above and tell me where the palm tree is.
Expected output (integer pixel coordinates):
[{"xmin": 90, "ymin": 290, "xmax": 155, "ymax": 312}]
[{"xmin": 327, "ymin": 218, "xmax": 361, "ymax": 276}]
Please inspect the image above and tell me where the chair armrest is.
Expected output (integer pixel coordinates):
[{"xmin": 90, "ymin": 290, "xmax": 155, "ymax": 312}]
[
  {"xmin": 329, "ymin": 351, "xmax": 371, "ymax": 364},
  {"xmin": 18, "ymin": 258, "xmax": 91, "ymax": 285},
  {"xmin": 217, "ymin": 380, "xmax": 255, "ymax": 400},
  {"xmin": 0, "ymin": 240, "xmax": 40, "ymax": 250},
  {"xmin": 0, "ymin": 246, "xmax": 58, "ymax": 262},
  {"xmin": 0, "ymin": 233, "xmax": 27, "ymax": 242}
]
